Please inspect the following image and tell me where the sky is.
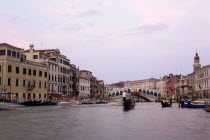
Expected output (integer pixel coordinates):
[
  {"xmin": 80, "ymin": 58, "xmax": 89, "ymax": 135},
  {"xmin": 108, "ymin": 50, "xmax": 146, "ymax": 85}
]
[{"xmin": 1, "ymin": 0, "xmax": 210, "ymax": 84}]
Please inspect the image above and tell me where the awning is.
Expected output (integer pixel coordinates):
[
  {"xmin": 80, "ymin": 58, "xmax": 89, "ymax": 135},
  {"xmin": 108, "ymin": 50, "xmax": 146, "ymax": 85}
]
[
  {"xmin": 131, "ymin": 92, "xmax": 140, "ymax": 96},
  {"xmin": 48, "ymin": 94, "xmax": 61, "ymax": 97}
]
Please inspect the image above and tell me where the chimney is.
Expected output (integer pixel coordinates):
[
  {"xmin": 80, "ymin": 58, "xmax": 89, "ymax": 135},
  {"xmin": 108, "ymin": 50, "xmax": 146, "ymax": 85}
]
[{"xmin": 30, "ymin": 44, "xmax": 34, "ymax": 50}]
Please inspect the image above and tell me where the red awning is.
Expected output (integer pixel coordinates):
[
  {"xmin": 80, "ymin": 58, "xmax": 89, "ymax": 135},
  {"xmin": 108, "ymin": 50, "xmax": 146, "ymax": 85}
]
[
  {"xmin": 131, "ymin": 92, "xmax": 140, "ymax": 95},
  {"xmin": 48, "ymin": 94, "xmax": 61, "ymax": 97}
]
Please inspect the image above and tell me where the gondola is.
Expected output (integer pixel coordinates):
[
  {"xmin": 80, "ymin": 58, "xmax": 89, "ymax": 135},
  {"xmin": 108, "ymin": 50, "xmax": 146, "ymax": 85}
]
[
  {"xmin": 161, "ymin": 99, "xmax": 172, "ymax": 107},
  {"xmin": 21, "ymin": 100, "xmax": 57, "ymax": 106},
  {"xmin": 123, "ymin": 98, "xmax": 135, "ymax": 110}
]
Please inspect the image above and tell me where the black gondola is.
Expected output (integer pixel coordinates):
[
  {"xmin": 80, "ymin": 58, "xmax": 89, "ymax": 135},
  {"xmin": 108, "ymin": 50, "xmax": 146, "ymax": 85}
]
[
  {"xmin": 161, "ymin": 99, "xmax": 172, "ymax": 107},
  {"xmin": 21, "ymin": 100, "xmax": 57, "ymax": 106},
  {"xmin": 123, "ymin": 98, "xmax": 135, "ymax": 110}
]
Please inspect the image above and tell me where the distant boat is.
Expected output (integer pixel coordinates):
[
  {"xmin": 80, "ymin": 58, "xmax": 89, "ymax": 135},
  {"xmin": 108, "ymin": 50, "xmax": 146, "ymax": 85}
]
[
  {"xmin": 180, "ymin": 100, "xmax": 205, "ymax": 108},
  {"xmin": 109, "ymin": 99, "xmax": 123, "ymax": 106},
  {"xmin": 95, "ymin": 100, "xmax": 107, "ymax": 104},
  {"xmin": 190, "ymin": 100, "xmax": 205, "ymax": 108},
  {"xmin": 58, "ymin": 99, "xmax": 71, "ymax": 104},
  {"xmin": 204, "ymin": 100, "xmax": 210, "ymax": 112},
  {"xmin": 21, "ymin": 100, "xmax": 58, "ymax": 106},
  {"xmin": 0, "ymin": 102, "xmax": 24, "ymax": 110},
  {"xmin": 161, "ymin": 99, "xmax": 172, "ymax": 107}
]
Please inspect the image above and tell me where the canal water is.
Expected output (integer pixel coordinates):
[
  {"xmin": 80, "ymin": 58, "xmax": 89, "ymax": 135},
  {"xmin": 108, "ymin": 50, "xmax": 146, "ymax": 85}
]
[{"xmin": 0, "ymin": 103, "xmax": 210, "ymax": 140}]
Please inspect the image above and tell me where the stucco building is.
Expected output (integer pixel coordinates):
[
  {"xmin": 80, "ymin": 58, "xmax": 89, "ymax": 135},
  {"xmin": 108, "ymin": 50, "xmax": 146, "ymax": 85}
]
[
  {"xmin": 79, "ymin": 75, "xmax": 90, "ymax": 98},
  {"xmin": 23, "ymin": 45, "xmax": 79, "ymax": 97},
  {"xmin": 0, "ymin": 43, "xmax": 48, "ymax": 102}
]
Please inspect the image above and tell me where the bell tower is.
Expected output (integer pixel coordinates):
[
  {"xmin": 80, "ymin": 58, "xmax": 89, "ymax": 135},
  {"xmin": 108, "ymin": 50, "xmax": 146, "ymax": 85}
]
[{"xmin": 193, "ymin": 52, "xmax": 201, "ymax": 72}]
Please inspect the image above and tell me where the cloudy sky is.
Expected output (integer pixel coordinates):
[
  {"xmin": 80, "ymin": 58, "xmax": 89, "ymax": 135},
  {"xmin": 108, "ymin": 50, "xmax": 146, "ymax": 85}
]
[{"xmin": 1, "ymin": 0, "xmax": 210, "ymax": 84}]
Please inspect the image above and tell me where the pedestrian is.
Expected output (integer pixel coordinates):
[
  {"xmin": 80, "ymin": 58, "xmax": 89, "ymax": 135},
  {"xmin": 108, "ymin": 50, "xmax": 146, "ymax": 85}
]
[{"xmin": 123, "ymin": 90, "xmax": 127, "ymax": 103}]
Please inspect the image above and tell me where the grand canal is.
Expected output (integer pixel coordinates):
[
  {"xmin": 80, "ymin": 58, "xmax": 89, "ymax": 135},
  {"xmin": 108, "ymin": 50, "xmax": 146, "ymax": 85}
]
[{"xmin": 0, "ymin": 103, "xmax": 210, "ymax": 140}]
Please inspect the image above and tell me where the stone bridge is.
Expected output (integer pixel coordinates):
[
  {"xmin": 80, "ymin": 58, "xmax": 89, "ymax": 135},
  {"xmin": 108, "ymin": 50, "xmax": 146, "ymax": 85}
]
[{"xmin": 108, "ymin": 85, "xmax": 161, "ymax": 102}]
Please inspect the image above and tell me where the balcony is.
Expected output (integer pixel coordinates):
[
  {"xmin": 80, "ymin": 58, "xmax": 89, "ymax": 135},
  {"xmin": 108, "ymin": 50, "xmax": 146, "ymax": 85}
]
[{"xmin": 25, "ymin": 85, "xmax": 35, "ymax": 90}]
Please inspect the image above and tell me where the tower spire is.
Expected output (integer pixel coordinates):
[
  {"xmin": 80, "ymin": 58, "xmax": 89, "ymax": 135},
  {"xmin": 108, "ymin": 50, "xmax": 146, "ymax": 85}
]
[{"xmin": 193, "ymin": 51, "xmax": 201, "ymax": 72}]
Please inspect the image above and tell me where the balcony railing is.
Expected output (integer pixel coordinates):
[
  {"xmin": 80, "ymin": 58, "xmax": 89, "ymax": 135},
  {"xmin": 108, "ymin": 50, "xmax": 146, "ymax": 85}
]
[{"xmin": 25, "ymin": 85, "xmax": 35, "ymax": 90}]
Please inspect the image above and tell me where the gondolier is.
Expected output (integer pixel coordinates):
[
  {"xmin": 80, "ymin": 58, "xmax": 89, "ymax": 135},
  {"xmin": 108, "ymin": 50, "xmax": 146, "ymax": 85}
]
[{"xmin": 123, "ymin": 90, "xmax": 127, "ymax": 103}]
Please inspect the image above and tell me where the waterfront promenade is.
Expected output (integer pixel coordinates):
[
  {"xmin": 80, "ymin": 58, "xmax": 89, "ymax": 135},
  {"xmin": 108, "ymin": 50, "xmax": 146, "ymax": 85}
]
[{"xmin": 0, "ymin": 103, "xmax": 210, "ymax": 140}]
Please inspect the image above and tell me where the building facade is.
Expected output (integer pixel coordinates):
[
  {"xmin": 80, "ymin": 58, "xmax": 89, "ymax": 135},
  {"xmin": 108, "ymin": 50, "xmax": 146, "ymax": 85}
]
[
  {"xmin": 195, "ymin": 65, "xmax": 210, "ymax": 99},
  {"xmin": 0, "ymin": 43, "xmax": 48, "ymax": 102},
  {"xmin": 125, "ymin": 78, "xmax": 159, "ymax": 89},
  {"xmin": 23, "ymin": 45, "xmax": 79, "ymax": 97},
  {"xmin": 79, "ymin": 76, "xmax": 90, "ymax": 98}
]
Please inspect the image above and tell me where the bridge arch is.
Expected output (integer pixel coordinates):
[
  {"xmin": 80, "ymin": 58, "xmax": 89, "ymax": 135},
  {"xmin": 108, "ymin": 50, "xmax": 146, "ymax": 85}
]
[
  {"xmin": 116, "ymin": 92, "xmax": 119, "ymax": 96},
  {"xmin": 128, "ymin": 89, "xmax": 131, "ymax": 93},
  {"xmin": 112, "ymin": 93, "xmax": 115, "ymax": 96},
  {"xmin": 150, "ymin": 92, "xmax": 153, "ymax": 96},
  {"xmin": 147, "ymin": 91, "xmax": 149, "ymax": 95},
  {"xmin": 154, "ymin": 93, "xmax": 157, "ymax": 96},
  {"xmin": 158, "ymin": 93, "xmax": 161, "ymax": 97},
  {"xmin": 120, "ymin": 91, "xmax": 123, "ymax": 95},
  {"xmin": 143, "ymin": 90, "xmax": 146, "ymax": 94}
]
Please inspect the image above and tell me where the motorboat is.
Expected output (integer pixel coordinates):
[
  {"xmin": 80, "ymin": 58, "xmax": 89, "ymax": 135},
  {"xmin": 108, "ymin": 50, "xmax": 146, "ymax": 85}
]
[
  {"xmin": 58, "ymin": 99, "xmax": 71, "ymax": 104},
  {"xmin": 190, "ymin": 100, "xmax": 205, "ymax": 108},
  {"xmin": 109, "ymin": 99, "xmax": 123, "ymax": 106},
  {"xmin": 180, "ymin": 99, "xmax": 205, "ymax": 108},
  {"xmin": 161, "ymin": 99, "xmax": 172, "ymax": 107},
  {"xmin": 95, "ymin": 100, "xmax": 107, "ymax": 104},
  {"xmin": 204, "ymin": 100, "xmax": 210, "ymax": 112},
  {"xmin": 0, "ymin": 102, "xmax": 24, "ymax": 110}
]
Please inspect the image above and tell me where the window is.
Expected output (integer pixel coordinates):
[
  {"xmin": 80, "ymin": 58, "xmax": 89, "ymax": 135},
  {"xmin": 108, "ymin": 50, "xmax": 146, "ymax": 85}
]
[
  {"xmin": 44, "ymin": 94, "xmax": 47, "ymax": 98},
  {"xmin": 39, "ymin": 94, "xmax": 41, "ymax": 99},
  {"xmin": 33, "ymin": 70, "xmax": 36, "ymax": 76},
  {"xmin": 23, "ymin": 93, "xmax": 26, "ymax": 99},
  {"xmin": 16, "ymin": 79, "xmax": 19, "ymax": 86},
  {"xmin": 23, "ymin": 80, "xmax": 26, "ymax": 86},
  {"xmin": 45, "ymin": 82, "xmax": 47, "ymax": 88},
  {"xmin": 0, "ymin": 65, "xmax": 1, "ymax": 72},
  {"xmin": 0, "ymin": 77, "xmax": 1, "ymax": 85},
  {"xmin": 33, "ymin": 93, "xmax": 36, "ymax": 99},
  {"xmin": 39, "ymin": 71, "xmax": 42, "ymax": 77},
  {"xmin": 33, "ymin": 55, "xmax": 38, "ymax": 59},
  {"xmin": 0, "ymin": 50, "xmax": 6, "ymax": 55},
  {"xmin": 8, "ymin": 65, "xmax": 12, "ymax": 72},
  {"xmin": 39, "ymin": 81, "xmax": 41, "ymax": 88},
  {"xmin": 8, "ymin": 78, "xmax": 11, "ymax": 85},
  {"xmin": 16, "ymin": 67, "xmax": 19, "ymax": 74},
  {"xmin": 17, "ymin": 52, "xmax": 20, "ymax": 58},
  {"xmin": 12, "ymin": 51, "xmax": 16, "ymax": 57},
  {"xmin": 33, "ymin": 81, "xmax": 36, "ymax": 87},
  {"xmin": 7, "ymin": 50, "xmax": 11, "ymax": 56},
  {"xmin": 44, "ymin": 72, "xmax": 47, "ymax": 78},
  {"xmin": 28, "ymin": 69, "xmax": 31, "ymax": 75},
  {"xmin": 23, "ymin": 68, "xmax": 26, "ymax": 74}
]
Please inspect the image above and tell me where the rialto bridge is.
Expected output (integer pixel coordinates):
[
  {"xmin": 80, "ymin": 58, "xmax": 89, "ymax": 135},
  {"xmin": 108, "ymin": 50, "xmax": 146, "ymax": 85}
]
[{"xmin": 108, "ymin": 84, "xmax": 162, "ymax": 102}]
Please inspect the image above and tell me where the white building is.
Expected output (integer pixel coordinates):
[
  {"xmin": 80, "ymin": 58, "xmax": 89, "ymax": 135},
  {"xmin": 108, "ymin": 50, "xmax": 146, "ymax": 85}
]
[
  {"xmin": 125, "ymin": 78, "xmax": 159, "ymax": 89},
  {"xmin": 195, "ymin": 65, "xmax": 210, "ymax": 99},
  {"xmin": 79, "ymin": 76, "xmax": 90, "ymax": 98},
  {"xmin": 23, "ymin": 44, "xmax": 73, "ymax": 97}
]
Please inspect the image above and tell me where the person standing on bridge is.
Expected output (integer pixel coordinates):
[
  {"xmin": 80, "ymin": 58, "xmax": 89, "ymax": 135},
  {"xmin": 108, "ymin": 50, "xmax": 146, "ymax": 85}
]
[{"xmin": 123, "ymin": 90, "xmax": 127, "ymax": 103}]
